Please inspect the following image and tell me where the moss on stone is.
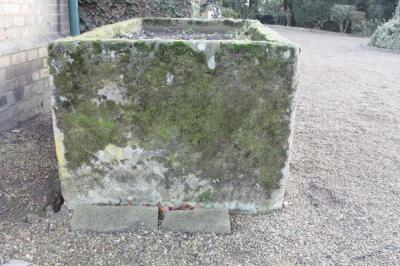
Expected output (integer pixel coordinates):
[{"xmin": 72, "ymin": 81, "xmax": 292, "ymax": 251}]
[
  {"xmin": 51, "ymin": 39, "xmax": 293, "ymax": 192},
  {"xmin": 49, "ymin": 18, "xmax": 299, "ymax": 211},
  {"xmin": 142, "ymin": 18, "xmax": 174, "ymax": 27},
  {"xmin": 197, "ymin": 189, "xmax": 214, "ymax": 202}
]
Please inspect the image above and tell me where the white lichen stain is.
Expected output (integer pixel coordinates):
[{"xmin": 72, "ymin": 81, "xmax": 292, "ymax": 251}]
[
  {"xmin": 197, "ymin": 42, "xmax": 206, "ymax": 51},
  {"xmin": 50, "ymin": 53, "xmax": 73, "ymax": 74},
  {"xmin": 102, "ymin": 49, "xmax": 116, "ymax": 59},
  {"xmin": 165, "ymin": 73, "xmax": 174, "ymax": 86},
  {"xmin": 207, "ymin": 55, "xmax": 216, "ymax": 70},
  {"xmin": 283, "ymin": 50, "xmax": 291, "ymax": 61},
  {"xmin": 59, "ymin": 96, "xmax": 69, "ymax": 102},
  {"xmin": 74, "ymin": 144, "xmax": 167, "ymax": 206},
  {"xmin": 67, "ymin": 144, "xmax": 216, "ymax": 207},
  {"xmin": 97, "ymin": 82, "xmax": 129, "ymax": 105}
]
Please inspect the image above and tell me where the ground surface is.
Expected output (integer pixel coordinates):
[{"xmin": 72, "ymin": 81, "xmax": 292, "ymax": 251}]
[{"xmin": 1, "ymin": 27, "xmax": 400, "ymax": 265}]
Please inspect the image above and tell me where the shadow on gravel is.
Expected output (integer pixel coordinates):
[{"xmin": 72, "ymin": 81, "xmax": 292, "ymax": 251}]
[{"xmin": 0, "ymin": 116, "xmax": 63, "ymax": 222}]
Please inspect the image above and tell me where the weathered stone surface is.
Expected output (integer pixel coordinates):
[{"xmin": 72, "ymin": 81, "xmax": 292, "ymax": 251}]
[
  {"xmin": 161, "ymin": 208, "xmax": 231, "ymax": 234},
  {"xmin": 70, "ymin": 206, "xmax": 158, "ymax": 232},
  {"xmin": 49, "ymin": 18, "xmax": 299, "ymax": 213}
]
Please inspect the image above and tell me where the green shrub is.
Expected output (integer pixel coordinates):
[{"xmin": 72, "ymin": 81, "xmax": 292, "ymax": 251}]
[
  {"xmin": 221, "ymin": 7, "xmax": 240, "ymax": 18},
  {"xmin": 355, "ymin": 0, "xmax": 368, "ymax": 12},
  {"xmin": 292, "ymin": 0, "xmax": 332, "ymax": 28},
  {"xmin": 330, "ymin": 4, "xmax": 357, "ymax": 32},
  {"xmin": 258, "ymin": 0, "xmax": 287, "ymax": 25},
  {"xmin": 352, "ymin": 18, "xmax": 385, "ymax": 36},
  {"xmin": 291, "ymin": 0, "xmax": 357, "ymax": 28},
  {"xmin": 371, "ymin": 17, "xmax": 400, "ymax": 49},
  {"xmin": 367, "ymin": 0, "xmax": 397, "ymax": 20},
  {"xmin": 219, "ymin": 0, "xmax": 259, "ymax": 18}
]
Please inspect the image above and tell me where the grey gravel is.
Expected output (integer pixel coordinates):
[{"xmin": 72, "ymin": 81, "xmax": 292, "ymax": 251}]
[
  {"xmin": 70, "ymin": 206, "xmax": 158, "ymax": 233},
  {"xmin": 161, "ymin": 209, "xmax": 231, "ymax": 234},
  {"xmin": 1, "ymin": 26, "xmax": 400, "ymax": 265}
]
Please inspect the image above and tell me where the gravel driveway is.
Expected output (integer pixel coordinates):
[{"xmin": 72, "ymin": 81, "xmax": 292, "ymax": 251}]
[{"xmin": 1, "ymin": 26, "xmax": 400, "ymax": 265}]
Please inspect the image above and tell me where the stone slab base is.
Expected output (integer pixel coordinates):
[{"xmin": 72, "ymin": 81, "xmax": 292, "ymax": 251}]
[
  {"xmin": 70, "ymin": 206, "xmax": 158, "ymax": 233},
  {"xmin": 161, "ymin": 208, "xmax": 231, "ymax": 234}
]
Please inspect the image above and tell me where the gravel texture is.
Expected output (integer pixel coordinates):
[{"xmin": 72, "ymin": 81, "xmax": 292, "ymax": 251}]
[
  {"xmin": 115, "ymin": 30, "xmax": 240, "ymax": 40},
  {"xmin": 1, "ymin": 26, "xmax": 400, "ymax": 265},
  {"xmin": 0, "ymin": 117, "xmax": 61, "ymax": 221}
]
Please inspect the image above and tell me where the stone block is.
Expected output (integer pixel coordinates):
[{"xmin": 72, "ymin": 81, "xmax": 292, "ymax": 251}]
[
  {"xmin": 0, "ymin": 28, "xmax": 5, "ymax": 41},
  {"xmin": 161, "ymin": 208, "xmax": 231, "ymax": 234},
  {"xmin": 11, "ymin": 52, "xmax": 26, "ymax": 65},
  {"xmin": 32, "ymin": 70, "xmax": 40, "ymax": 81},
  {"xmin": 14, "ymin": 86, "xmax": 24, "ymax": 102},
  {"xmin": 38, "ymin": 47, "xmax": 48, "ymax": 58},
  {"xmin": 0, "ymin": 55, "xmax": 11, "ymax": 69},
  {"xmin": 0, "ymin": 105, "xmax": 18, "ymax": 131},
  {"xmin": 13, "ymin": 16, "xmax": 25, "ymax": 27},
  {"xmin": 6, "ymin": 58, "xmax": 44, "ymax": 80},
  {"xmin": 26, "ymin": 49, "xmax": 38, "ymax": 61},
  {"xmin": 0, "ymin": 95, "xmax": 7, "ymax": 108},
  {"xmin": 39, "ymin": 67, "xmax": 49, "ymax": 78},
  {"xmin": 5, "ymin": 73, "xmax": 33, "ymax": 93},
  {"xmin": 14, "ymin": 94, "xmax": 44, "ymax": 122},
  {"xmin": 0, "ymin": 69, "xmax": 5, "ymax": 82},
  {"xmin": 70, "ymin": 206, "xmax": 158, "ymax": 232},
  {"xmin": 49, "ymin": 18, "xmax": 299, "ymax": 213},
  {"xmin": 0, "ymin": 16, "xmax": 13, "ymax": 28},
  {"xmin": 11, "ymin": 51, "xmax": 27, "ymax": 65}
]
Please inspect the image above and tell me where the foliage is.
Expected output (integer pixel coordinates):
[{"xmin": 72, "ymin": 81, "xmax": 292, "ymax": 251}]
[
  {"xmin": 396, "ymin": 0, "xmax": 400, "ymax": 16},
  {"xmin": 258, "ymin": 0, "xmax": 288, "ymax": 25},
  {"xmin": 291, "ymin": 0, "xmax": 334, "ymax": 28},
  {"xmin": 330, "ymin": 4, "xmax": 357, "ymax": 32},
  {"xmin": 218, "ymin": 0, "xmax": 398, "ymax": 35},
  {"xmin": 355, "ymin": 0, "xmax": 368, "ymax": 12},
  {"xmin": 290, "ymin": 0, "xmax": 397, "ymax": 28},
  {"xmin": 291, "ymin": 0, "xmax": 355, "ymax": 28},
  {"xmin": 366, "ymin": 0, "xmax": 398, "ymax": 20},
  {"xmin": 371, "ymin": 15, "xmax": 400, "ymax": 49},
  {"xmin": 220, "ymin": 6, "xmax": 240, "ymax": 18},
  {"xmin": 220, "ymin": 0, "xmax": 260, "ymax": 18},
  {"xmin": 352, "ymin": 18, "xmax": 385, "ymax": 36}
]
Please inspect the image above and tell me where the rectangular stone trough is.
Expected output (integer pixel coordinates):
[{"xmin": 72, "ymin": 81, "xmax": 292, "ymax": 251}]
[{"xmin": 49, "ymin": 18, "xmax": 299, "ymax": 213}]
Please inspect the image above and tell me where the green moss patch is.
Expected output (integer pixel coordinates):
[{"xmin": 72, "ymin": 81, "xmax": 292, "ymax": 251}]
[{"xmin": 49, "ymin": 18, "xmax": 299, "ymax": 212}]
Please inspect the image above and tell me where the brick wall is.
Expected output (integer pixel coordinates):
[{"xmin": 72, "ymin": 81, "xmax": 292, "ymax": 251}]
[{"xmin": 0, "ymin": 0, "xmax": 70, "ymax": 131}]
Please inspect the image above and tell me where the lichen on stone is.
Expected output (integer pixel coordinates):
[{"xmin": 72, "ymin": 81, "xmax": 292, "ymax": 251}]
[{"xmin": 49, "ymin": 18, "xmax": 299, "ymax": 213}]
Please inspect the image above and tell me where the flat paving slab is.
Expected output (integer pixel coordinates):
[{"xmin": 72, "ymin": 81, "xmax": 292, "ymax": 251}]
[
  {"xmin": 70, "ymin": 206, "xmax": 158, "ymax": 233},
  {"xmin": 161, "ymin": 208, "xmax": 231, "ymax": 234}
]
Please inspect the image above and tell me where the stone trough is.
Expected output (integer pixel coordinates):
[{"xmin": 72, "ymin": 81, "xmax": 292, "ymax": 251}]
[{"xmin": 49, "ymin": 18, "xmax": 299, "ymax": 214}]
